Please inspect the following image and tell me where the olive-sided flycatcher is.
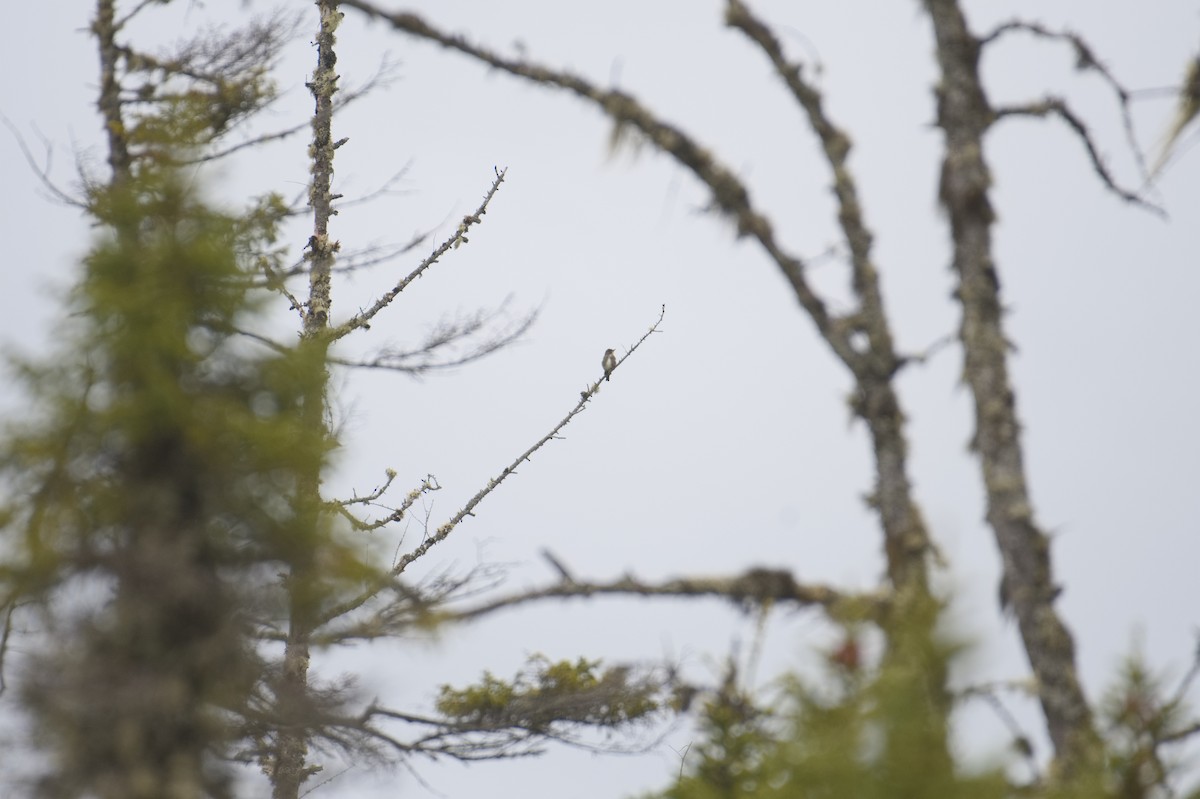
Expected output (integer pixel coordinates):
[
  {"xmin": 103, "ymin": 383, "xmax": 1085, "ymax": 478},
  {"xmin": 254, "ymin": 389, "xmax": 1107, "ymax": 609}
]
[{"xmin": 602, "ymin": 348, "xmax": 617, "ymax": 381}]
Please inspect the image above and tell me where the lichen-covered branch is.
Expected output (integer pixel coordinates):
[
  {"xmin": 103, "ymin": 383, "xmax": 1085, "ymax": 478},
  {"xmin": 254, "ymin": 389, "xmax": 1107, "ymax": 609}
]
[
  {"xmin": 314, "ymin": 306, "xmax": 666, "ymax": 628},
  {"xmin": 301, "ymin": 3, "xmax": 343, "ymax": 336},
  {"xmin": 331, "ymin": 167, "xmax": 507, "ymax": 339},
  {"xmin": 393, "ymin": 305, "xmax": 665, "ymax": 576},
  {"xmin": 272, "ymin": 4, "xmax": 344, "ymax": 798},
  {"xmin": 93, "ymin": 0, "xmax": 131, "ymax": 184},
  {"xmin": 448, "ymin": 565, "xmax": 886, "ymax": 624},
  {"xmin": 922, "ymin": 0, "xmax": 1100, "ymax": 775},
  {"xmin": 724, "ymin": 0, "xmax": 935, "ymax": 602},
  {"xmin": 981, "ymin": 18, "xmax": 1154, "ymax": 183}
]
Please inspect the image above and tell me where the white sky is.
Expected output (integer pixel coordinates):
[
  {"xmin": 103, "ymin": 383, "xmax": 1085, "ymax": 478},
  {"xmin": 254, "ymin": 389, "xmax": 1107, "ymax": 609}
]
[{"xmin": 4, "ymin": 1, "xmax": 1199, "ymax": 797}]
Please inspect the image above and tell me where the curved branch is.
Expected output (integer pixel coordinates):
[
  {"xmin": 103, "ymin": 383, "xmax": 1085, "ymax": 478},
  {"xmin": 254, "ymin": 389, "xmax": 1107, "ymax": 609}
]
[
  {"xmin": 994, "ymin": 97, "xmax": 1162, "ymax": 214},
  {"xmin": 331, "ymin": 167, "xmax": 507, "ymax": 339}
]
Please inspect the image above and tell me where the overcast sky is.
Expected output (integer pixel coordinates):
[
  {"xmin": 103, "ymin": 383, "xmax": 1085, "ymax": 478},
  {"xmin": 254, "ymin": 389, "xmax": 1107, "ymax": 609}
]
[{"xmin": 5, "ymin": 1, "xmax": 1199, "ymax": 797}]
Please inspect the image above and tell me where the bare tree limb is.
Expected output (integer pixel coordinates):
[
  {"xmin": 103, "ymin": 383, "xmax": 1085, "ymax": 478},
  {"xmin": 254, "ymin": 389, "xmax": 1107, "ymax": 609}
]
[
  {"xmin": 922, "ymin": 0, "xmax": 1101, "ymax": 776},
  {"xmin": 255, "ymin": 230, "xmax": 433, "ymax": 292},
  {"xmin": 994, "ymin": 98, "xmax": 1163, "ymax": 214},
  {"xmin": 272, "ymin": 4, "xmax": 345, "ymax": 796},
  {"xmin": 447, "ymin": 566, "xmax": 884, "ymax": 624},
  {"xmin": 112, "ymin": 0, "xmax": 162, "ymax": 30},
  {"xmin": 980, "ymin": 19, "xmax": 1153, "ymax": 184},
  {"xmin": 330, "ymin": 299, "xmax": 538, "ymax": 375},
  {"xmin": 315, "ymin": 305, "xmax": 666, "ymax": 628},
  {"xmin": 959, "ymin": 679, "xmax": 1043, "ymax": 777},
  {"xmin": 394, "ymin": 304, "xmax": 665, "ymax": 575},
  {"xmin": 0, "ymin": 117, "xmax": 89, "ymax": 208},
  {"xmin": 331, "ymin": 167, "xmax": 507, "ymax": 340},
  {"xmin": 724, "ymin": 0, "xmax": 936, "ymax": 600}
]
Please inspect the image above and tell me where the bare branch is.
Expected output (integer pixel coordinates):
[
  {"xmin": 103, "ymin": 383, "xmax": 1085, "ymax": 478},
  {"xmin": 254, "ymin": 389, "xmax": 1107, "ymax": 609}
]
[
  {"xmin": 256, "ymin": 231, "xmax": 434, "ymax": 293},
  {"xmin": 112, "ymin": 0, "xmax": 163, "ymax": 30},
  {"xmin": 994, "ymin": 97, "xmax": 1163, "ymax": 214},
  {"xmin": 315, "ymin": 305, "xmax": 666, "ymax": 627},
  {"xmin": 540, "ymin": 549, "xmax": 575, "ymax": 584},
  {"xmin": 980, "ymin": 18, "xmax": 1152, "ymax": 183},
  {"xmin": 270, "ymin": 4, "xmax": 346, "ymax": 795},
  {"xmin": 327, "ymin": 232, "xmax": 432, "ymax": 273},
  {"xmin": 330, "ymin": 299, "xmax": 538, "ymax": 375},
  {"xmin": 331, "ymin": 167, "xmax": 507, "ymax": 339},
  {"xmin": 0, "ymin": 116, "xmax": 88, "ymax": 208},
  {"xmin": 394, "ymin": 305, "xmax": 665, "ymax": 574},
  {"xmin": 923, "ymin": 0, "xmax": 1100, "ymax": 774},
  {"xmin": 725, "ymin": 0, "xmax": 937, "ymax": 595},
  {"xmin": 959, "ymin": 679, "xmax": 1043, "ymax": 774},
  {"xmin": 325, "ymin": 163, "xmax": 412, "ymax": 212},
  {"xmin": 448, "ymin": 567, "xmax": 884, "ymax": 624},
  {"xmin": 181, "ymin": 119, "xmax": 310, "ymax": 165}
]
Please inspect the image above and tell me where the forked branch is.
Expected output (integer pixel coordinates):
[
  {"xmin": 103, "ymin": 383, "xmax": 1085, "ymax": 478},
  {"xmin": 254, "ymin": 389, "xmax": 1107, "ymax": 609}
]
[{"xmin": 994, "ymin": 97, "xmax": 1162, "ymax": 213}]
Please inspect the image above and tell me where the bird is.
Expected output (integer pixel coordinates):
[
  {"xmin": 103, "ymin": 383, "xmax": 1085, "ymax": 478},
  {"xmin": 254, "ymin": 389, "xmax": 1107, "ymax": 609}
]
[{"xmin": 601, "ymin": 348, "xmax": 617, "ymax": 382}]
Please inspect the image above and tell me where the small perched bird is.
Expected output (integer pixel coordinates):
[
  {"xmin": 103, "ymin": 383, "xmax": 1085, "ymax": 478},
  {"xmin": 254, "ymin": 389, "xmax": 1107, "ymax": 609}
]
[{"xmin": 601, "ymin": 348, "xmax": 617, "ymax": 381}]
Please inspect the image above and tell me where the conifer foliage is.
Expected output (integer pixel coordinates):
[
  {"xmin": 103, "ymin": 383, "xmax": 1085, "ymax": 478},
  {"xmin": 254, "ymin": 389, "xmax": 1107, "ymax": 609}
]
[{"xmin": 0, "ymin": 168, "xmax": 348, "ymax": 797}]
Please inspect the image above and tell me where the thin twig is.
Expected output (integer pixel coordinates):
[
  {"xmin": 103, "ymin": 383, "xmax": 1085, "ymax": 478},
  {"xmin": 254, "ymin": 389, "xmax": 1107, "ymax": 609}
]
[
  {"xmin": 981, "ymin": 19, "xmax": 1152, "ymax": 183},
  {"xmin": 330, "ymin": 301, "xmax": 538, "ymax": 375},
  {"xmin": 994, "ymin": 97, "xmax": 1164, "ymax": 215},
  {"xmin": 315, "ymin": 306, "xmax": 666, "ymax": 627},
  {"xmin": 0, "ymin": 115, "xmax": 88, "ymax": 208},
  {"xmin": 393, "ymin": 304, "xmax": 666, "ymax": 576},
  {"xmin": 331, "ymin": 167, "xmax": 507, "ymax": 339}
]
